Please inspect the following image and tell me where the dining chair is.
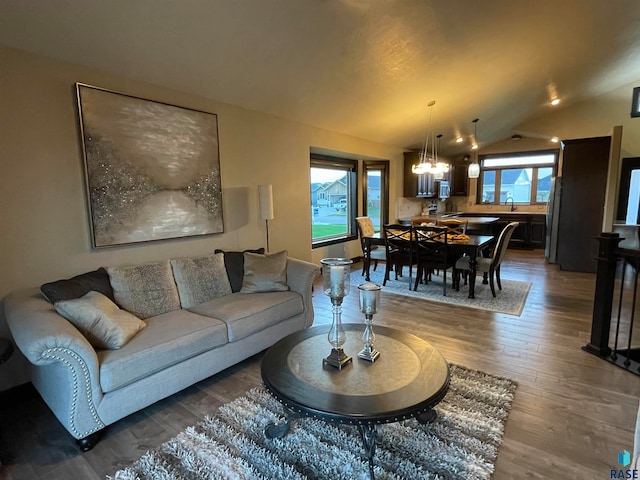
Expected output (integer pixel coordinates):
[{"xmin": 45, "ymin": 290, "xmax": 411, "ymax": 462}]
[
  {"xmin": 454, "ymin": 221, "xmax": 519, "ymax": 297},
  {"xmin": 436, "ymin": 218, "xmax": 468, "ymax": 235},
  {"xmin": 382, "ymin": 224, "xmax": 414, "ymax": 286},
  {"xmin": 437, "ymin": 217, "xmax": 470, "ymax": 267},
  {"xmin": 356, "ymin": 216, "xmax": 386, "ymax": 276},
  {"xmin": 412, "ymin": 225, "xmax": 455, "ymax": 295}
]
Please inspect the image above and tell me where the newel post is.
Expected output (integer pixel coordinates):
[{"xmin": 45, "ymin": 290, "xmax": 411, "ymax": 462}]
[{"xmin": 583, "ymin": 232, "xmax": 622, "ymax": 357}]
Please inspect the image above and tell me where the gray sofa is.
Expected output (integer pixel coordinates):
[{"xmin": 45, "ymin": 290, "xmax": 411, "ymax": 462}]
[{"xmin": 3, "ymin": 252, "xmax": 319, "ymax": 450}]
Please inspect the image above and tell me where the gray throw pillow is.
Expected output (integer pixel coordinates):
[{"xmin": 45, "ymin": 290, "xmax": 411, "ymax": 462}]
[
  {"xmin": 54, "ymin": 291, "xmax": 147, "ymax": 349},
  {"xmin": 240, "ymin": 250, "xmax": 289, "ymax": 293},
  {"xmin": 170, "ymin": 253, "xmax": 232, "ymax": 309},
  {"xmin": 107, "ymin": 260, "xmax": 181, "ymax": 319},
  {"xmin": 214, "ymin": 248, "xmax": 265, "ymax": 292}
]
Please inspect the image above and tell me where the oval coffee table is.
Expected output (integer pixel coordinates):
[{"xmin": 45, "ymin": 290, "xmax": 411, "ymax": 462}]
[{"xmin": 261, "ymin": 323, "xmax": 450, "ymax": 478}]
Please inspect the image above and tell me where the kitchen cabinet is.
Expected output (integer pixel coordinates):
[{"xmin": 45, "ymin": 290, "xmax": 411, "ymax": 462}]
[
  {"xmin": 458, "ymin": 212, "xmax": 546, "ymax": 249},
  {"xmin": 403, "ymin": 151, "xmax": 435, "ymax": 197},
  {"xmin": 529, "ymin": 215, "xmax": 546, "ymax": 248},
  {"xmin": 450, "ymin": 160, "xmax": 469, "ymax": 197}
]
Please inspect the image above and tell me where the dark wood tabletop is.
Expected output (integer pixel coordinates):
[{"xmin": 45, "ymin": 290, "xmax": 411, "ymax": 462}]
[{"xmin": 261, "ymin": 324, "xmax": 450, "ymax": 424}]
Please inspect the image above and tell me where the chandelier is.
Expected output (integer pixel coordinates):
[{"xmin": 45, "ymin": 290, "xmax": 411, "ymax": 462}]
[{"xmin": 412, "ymin": 101, "xmax": 450, "ymax": 177}]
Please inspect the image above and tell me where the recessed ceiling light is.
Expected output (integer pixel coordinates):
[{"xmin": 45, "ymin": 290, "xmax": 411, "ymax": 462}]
[
  {"xmin": 551, "ymin": 136, "xmax": 559, "ymax": 143},
  {"xmin": 471, "ymin": 144, "xmax": 478, "ymax": 150},
  {"xmin": 456, "ymin": 136, "xmax": 463, "ymax": 143},
  {"xmin": 551, "ymin": 98, "xmax": 560, "ymax": 106}
]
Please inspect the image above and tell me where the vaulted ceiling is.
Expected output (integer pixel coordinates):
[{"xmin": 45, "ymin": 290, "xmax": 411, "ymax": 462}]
[{"xmin": 1, "ymin": 0, "xmax": 639, "ymax": 157}]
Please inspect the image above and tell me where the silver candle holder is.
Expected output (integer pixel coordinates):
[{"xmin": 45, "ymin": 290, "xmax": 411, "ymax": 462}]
[
  {"xmin": 321, "ymin": 258, "xmax": 353, "ymax": 369},
  {"xmin": 357, "ymin": 283, "xmax": 381, "ymax": 362}
]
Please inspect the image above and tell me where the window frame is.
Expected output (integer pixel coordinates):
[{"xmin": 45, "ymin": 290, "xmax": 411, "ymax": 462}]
[
  {"xmin": 476, "ymin": 149, "xmax": 559, "ymax": 206},
  {"xmin": 310, "ymin": 154, "xmax": 358, "ymax": 249},
  {"xmin": 362, "ymin": 160, "xmax": 389, "ymax": 232}
]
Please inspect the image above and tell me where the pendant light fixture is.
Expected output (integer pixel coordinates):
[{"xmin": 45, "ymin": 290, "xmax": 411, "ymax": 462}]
[
  {"xmin": 412, "ymin": 101, "xmax": 437, "ymax": 175},
  {"xmin": 433, "ymin": 134, "xmax": 445, "ymax": 180},
  {"xmin": 468, "ymin": 118, "xmax": 480, "ymax": 179},
  {"xmin": 411, "ymin": 101, "xmax": 450, "ymax": 177}
]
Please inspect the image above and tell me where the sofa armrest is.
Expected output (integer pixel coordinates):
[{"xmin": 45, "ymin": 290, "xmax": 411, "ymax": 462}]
[
  {"xmin": 3, "ymin": 288, "xmax": 105, "ymax": 439},
  {"xmin": 4, "ymin": 289, "xmax": 99, "ymax": 366},
  {"xmin": 286, "ymin": 258, "xmax": 320, "ymax": 328}
]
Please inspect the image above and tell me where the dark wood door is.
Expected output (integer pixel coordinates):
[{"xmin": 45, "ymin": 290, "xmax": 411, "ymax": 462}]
[{"xmin": 556, "ymin": 136, "xmax": 611, "ymax": 273}]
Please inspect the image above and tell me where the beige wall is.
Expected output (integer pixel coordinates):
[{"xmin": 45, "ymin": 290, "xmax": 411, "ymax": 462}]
[
  {"xmin": 3, "ymin": 42, "xmax": 639, "ymax": 389},
  {"xmin": 0, "ymin": 45, "xmax": 404, "ymax": 389}
]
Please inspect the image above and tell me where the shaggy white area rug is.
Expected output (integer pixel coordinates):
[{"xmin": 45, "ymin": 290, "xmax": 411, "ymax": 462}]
[
  {"xmin": 111, "ymin": 364, "xmax": 517, "ymax": 480},
  {"xmin": 353, "ymin": 268, "xmax": 531, "ymax": 316}
]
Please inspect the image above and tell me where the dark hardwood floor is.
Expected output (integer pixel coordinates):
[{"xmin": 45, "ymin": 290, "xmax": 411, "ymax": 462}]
[{"xmin": 1, "ymin": 249, "xmax": 639, "ymax": 479}]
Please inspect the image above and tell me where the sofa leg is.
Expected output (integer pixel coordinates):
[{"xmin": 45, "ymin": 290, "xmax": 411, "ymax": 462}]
[{"xmin": 76, "ymin": 430, "xmax": 104, "ymax": 452}]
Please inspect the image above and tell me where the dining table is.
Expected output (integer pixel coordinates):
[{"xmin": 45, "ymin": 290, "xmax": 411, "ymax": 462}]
[
  {"xmin": 409, "ymin": 215, "xmax": 500, "ymax": 235},
  {"xmin": 363, "ymin": 231, "xmax": 495, "ymax": 299}
]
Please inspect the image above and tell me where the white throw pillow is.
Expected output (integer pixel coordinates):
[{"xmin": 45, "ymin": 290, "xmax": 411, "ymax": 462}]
[{"xmin": 54, "ymin": 291, "xmax": 147, "ymax": 349}]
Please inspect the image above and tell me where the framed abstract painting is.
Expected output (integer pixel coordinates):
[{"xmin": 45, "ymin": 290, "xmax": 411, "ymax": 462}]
[{"xmin": 76, "ymin": 83, "xmax": 224, "ymax": 248}]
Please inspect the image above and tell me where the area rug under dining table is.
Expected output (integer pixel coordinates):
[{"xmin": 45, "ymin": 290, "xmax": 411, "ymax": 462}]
[
  {"xmin": 110, "ymin": 364, "xmax": 517, "ymax": 480},
  {"xmin": 352, "ymin": 268, "xmax": 531, "ymax": 316}
]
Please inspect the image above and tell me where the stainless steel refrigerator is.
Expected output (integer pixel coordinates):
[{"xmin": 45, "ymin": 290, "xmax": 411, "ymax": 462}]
[{"xmin": 545, "ymin": 176, "xmax": 561, "ymax": 263}]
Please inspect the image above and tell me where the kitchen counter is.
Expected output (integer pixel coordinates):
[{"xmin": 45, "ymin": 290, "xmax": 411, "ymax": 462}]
[
  {"xmin": 446, "ymin": 211, "xmax": 546, "ymax": 216},
  {"xmin": 407, "ymin": 214, "xmax": 500, "ymax": 225},
  {"xmin": 398, "ymin": 212, "xmax": 547, "ymax": 249}
]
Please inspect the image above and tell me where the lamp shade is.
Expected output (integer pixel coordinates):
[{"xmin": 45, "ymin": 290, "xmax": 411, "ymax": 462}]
[
  {"xmin": 258, "ymin": 185, "xmax": 274, "ymax": 220},
  {"xmin": 468, "ymin": 162, "xmax": 480, "ymax": 179}
]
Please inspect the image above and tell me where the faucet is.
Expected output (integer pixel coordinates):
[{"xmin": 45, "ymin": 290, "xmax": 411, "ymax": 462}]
[{"xmin": 505, "ymin": 197, "xmax": 516, "ymax": 211}]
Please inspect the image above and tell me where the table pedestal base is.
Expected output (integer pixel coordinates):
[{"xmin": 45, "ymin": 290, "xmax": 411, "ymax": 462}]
[{"xmin": 264, "ymin": 407, "xmax": 439, "ymax": 480}]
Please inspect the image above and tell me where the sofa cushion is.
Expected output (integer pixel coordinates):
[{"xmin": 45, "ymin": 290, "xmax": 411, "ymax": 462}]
[
  {"xmin": 41, "ymin": 267, "xmax": 115, "ymax": 304},
  {"xmin": 54, "ymin": 291, "xmax": 146, "ymax": 349},
  {"xmin": 170, "ymin": 253, "xmax": 232, "ymax": 309},
  {"xmin": 189, "ymin": 291, "xmax": 303, "ymax": 342},
  {"xmin": 97, "ymin": 309, "xmax": 228, "ymax": 392},
  {"xmin": 240, "ymin": 250, "xmax": 289, "ymax": 293},
  {"xmin": 214, "ymin": 248, "xmax": 265, "ymax": 292},
  {"xmin": 107, "ymin": 261, "xmax": 181, "ymax": 319}
]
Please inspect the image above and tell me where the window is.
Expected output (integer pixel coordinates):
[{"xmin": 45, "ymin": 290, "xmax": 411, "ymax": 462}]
[
  {"xmin": 310, "ymin": 154, "xmax": 357, "ymax": 247},
  {"xmin": 363, "ymin": 160, "xmax": 389, "ymax": 232},
  {"xmin": 478, "ymin": 151, "xmax": 558, "ymax": 205}
]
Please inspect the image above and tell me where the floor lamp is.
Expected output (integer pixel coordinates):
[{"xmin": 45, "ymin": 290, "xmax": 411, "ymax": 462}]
[{"xmin": 258, "ymin": 185, "xmax": 274, "ymax": 252}]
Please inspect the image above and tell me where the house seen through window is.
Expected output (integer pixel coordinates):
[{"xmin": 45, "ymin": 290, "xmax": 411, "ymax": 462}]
[
  {"xmin": 363, "ymin": 160, "xmax": 389, "ymax": 232},
  {"xmin": 310, "ymin": 155, "xmax": 357, "ymax": 247},
  {"xmin": 478, "ymin": 151, "xmax": 558, "ymax": 205}
]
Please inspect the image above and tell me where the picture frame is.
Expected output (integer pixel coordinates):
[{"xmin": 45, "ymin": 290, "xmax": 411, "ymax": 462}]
[
  {"xmin": 632, "ymin": 86, "xmax": 640, "ymax": 118},
  {"xmin": 76, "ymin": 83, "xmax": 224, "ymax": 248}
]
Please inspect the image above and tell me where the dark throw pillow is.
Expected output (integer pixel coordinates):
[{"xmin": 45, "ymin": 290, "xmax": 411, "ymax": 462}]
[
  {"xmin": 214, "ymin": 248, "xmax": 265, "ymax": 293},
  {"xmin": 41, "ymin": 267, "xmax": 115, "ymax": 304}
]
